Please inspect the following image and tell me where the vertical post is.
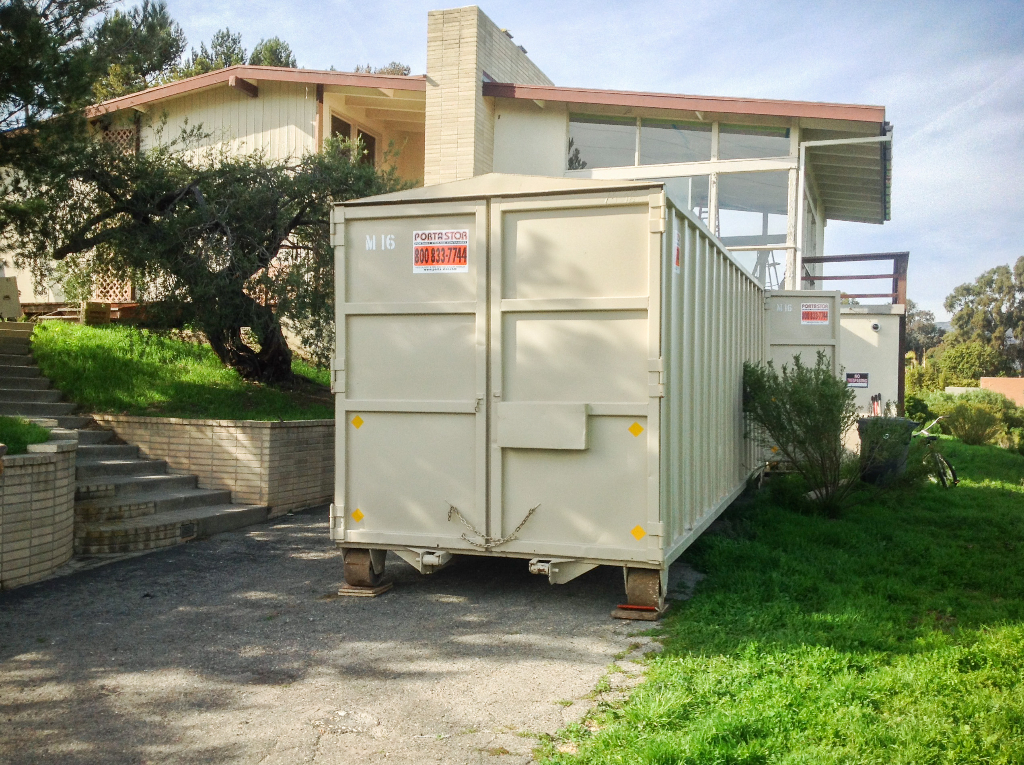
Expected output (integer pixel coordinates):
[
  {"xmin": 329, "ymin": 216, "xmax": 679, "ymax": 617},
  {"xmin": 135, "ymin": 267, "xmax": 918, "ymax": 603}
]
[
  {"xmin": 898, "ymin": 312, "xmax": 907, "ymax": 416},
  {"xmin": 795, "ymin": 143, "xmax": 806, "ymax": 290},
  {"xmin": 709, "ymin": 122, "xmax": 719, "ymax": 235},
  {"xmin": 635, "ymin": 116, "xmax": 641, "ymax": 166},
  {"xmin": 315, "ymin": 84, "xmax": 324, "ymax": 152},
  {"xmin": 893, "ymin": 252, "xmax": 908, "ymax": 305}
]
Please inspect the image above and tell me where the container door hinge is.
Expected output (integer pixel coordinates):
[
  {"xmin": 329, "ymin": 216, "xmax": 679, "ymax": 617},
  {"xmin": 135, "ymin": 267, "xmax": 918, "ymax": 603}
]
[{"xmin": 331, "ymin": 357, "xmax": 345, "ymax": 394}]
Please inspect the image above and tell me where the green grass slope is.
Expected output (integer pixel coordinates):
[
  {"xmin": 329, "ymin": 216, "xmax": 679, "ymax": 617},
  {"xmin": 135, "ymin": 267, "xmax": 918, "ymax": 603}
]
[
  {"xmin": 543, "ymin": 441, "xmax": 1024, "ymax": 765},
  {"xmin": 31, "ymin": 322, "xmax": 333, "ymax": 421}
]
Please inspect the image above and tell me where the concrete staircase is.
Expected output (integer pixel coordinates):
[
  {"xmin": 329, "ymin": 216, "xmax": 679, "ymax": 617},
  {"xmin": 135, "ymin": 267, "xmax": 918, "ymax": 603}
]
[{"xmin": 0, "ymin": 322, "xmax": 269, "ymax": 555}]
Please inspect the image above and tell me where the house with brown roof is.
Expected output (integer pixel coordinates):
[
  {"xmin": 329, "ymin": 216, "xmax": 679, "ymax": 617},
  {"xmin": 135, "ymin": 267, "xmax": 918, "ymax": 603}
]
[{"xmin": 9, "ymin": 4, "xmax": 894, "ymax": 305}]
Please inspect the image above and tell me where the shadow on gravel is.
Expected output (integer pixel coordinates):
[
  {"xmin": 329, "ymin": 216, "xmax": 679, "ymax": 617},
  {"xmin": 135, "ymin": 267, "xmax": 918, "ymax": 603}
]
[{"xmin": 0, "ymin": 505, "xmax": 626, "ymax": 764}]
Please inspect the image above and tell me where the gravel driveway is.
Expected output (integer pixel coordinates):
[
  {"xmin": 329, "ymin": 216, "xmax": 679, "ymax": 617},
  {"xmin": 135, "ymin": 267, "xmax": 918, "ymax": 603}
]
[{"xmin": 0, "ymin": 505, "xmax": 660, "ymax": 764}]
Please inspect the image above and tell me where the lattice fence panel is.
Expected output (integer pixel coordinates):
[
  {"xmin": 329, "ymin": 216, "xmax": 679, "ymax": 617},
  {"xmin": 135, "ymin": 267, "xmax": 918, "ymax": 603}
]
[
  {"xmin": 101, "ymin": 127, "xmax": 137, "ymax": 155},
  {"xmin": 91, "ymin": 273, "xmax": 134, "ymax": 303}
]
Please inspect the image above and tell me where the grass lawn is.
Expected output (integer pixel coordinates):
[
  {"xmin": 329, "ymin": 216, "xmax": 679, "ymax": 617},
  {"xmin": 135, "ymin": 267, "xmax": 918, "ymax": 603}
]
[
  {"xmin": 543, "ymin": 441, "xmax": 1024, "ymax": 764},
  {"xmin": 31, "ymin": 322, "xmax": 333, "ymax": 421},
  {"xmin": 0, "ymin": 416, "xmax": 50, "ymax": 455}
]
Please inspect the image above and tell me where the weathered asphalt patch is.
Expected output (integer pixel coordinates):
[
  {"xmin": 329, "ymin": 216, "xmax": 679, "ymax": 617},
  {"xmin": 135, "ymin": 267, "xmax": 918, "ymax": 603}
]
[{"xmin": 0, "ymin": 505, "xmax": 646, "ymax": 764}]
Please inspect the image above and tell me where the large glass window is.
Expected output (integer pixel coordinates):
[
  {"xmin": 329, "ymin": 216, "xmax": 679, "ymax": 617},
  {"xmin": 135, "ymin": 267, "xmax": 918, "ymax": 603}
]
[
  {"xmin": 718, "ymin": 125, "xmax": 790, "ymax": 160},
  {"xmin": 568, "ymin": 116, "xmax": 636, "ymax": 169},
  {"xmin": 640, "ymin": 119, "xmax": 711, "ymax": 165},
  {"xmin": 656, "ymin": 175, "xmax": 709, "ymax": 216}
]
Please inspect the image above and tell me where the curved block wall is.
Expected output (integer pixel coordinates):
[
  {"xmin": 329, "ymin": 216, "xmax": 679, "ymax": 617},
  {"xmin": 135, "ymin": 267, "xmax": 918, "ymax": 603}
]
[{"xmin": 0, "ymin": 441, "xmax": 76, "ymax": 590}]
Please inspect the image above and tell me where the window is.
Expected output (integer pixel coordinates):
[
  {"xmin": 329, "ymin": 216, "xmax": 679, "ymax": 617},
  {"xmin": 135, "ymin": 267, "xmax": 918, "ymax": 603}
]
[
  {"xmin": 651, "ymin": 175, "xmax": 710, "ymax": 217},
  {"xmin": 357, "ymin": 129, "xmax": 376, "ymax": 166},
  {"xmin": 718, "ymin": 125, "xmax": 790, "ymax": 160},
  {"xmin": 640, "ymin": 120, "xmax": 711, "ymax": 165},
  {"xmin": 568, "ymin": 115, "xmax": 636, "ymax": 169},
  {"xmin": 331, "ymin": 115, "xmax": 352, "ymax": 139}
]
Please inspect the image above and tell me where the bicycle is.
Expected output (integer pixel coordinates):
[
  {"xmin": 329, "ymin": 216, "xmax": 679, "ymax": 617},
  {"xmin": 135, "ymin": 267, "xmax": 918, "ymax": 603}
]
[{"xmin": 914, "ymin": 417, "xmax": 958, "ymax": 488}]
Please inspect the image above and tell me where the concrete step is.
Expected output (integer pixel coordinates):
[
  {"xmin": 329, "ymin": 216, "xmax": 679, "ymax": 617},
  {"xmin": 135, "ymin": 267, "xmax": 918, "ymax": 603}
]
[
  {"xmin": 0, "ymin": 376, "xmax": 51, "ymax": 389},
  {"xmin": 0, "ymin": 353, "xmax": 33, "ymax": 365},
  {"xmin": 0, "ymin": 387, "xmax": 62, "ymax": 403},
  {"xmin": 0, "ymin": 400, "xmax": 76, "ymax": 416},
  {"xmin": 55, "ymin": 415, "xmax": 92, "ymax": 429},
  {"xmin": 76, "ymin": 429, "xmax": 115, "ymax": 445},
  {"xmin": 0, "ymin": 365, "xmax": 40, "ymax": 378},
  {"xmin": 76, "ymin": 487, "xmax": 234, "ymax": 523},
  {"xmin": 76, "ymin": 473, "xmax": 198, "ymax": 501},
  {"xmin": 76, "ymin": 458, "xmax": 168, "ymax": 481},
  {"xmin": 74, "ymin": 503, "xmax": 269, "ymax": 555},
  {"xmin": 0, "ymin": 323, "xmax": 36, "ymax": 337},
  {"xmin": 0, "ymin": 340, "xmax": 31, "ymax": 355},
  {"xmin": 76, "ymin": 443, "xmax": 139, "ymax": 461}
]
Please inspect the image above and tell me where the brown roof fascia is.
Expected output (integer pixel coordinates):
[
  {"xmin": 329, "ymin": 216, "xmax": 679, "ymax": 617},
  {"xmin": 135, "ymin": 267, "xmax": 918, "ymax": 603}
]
[
  {"xmin": 482, "ymin": 82, "xmax": 885, "ymax": 124},
  {"xmin": 86, "ymin": 66, "xmax": 427, "ymax": 118}
]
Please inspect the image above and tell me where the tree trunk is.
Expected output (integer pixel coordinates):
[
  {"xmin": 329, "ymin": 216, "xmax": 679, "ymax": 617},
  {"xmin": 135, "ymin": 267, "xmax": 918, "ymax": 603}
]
[{"xmin": 204, "ymin": 291, "xmax": 294, "ymax": 385}]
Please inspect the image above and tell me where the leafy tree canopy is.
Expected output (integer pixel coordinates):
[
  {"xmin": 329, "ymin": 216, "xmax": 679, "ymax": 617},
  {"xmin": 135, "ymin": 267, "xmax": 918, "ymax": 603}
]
[
  {"xmin": 249, "ymin": 37, "xmax": 296, "ymax": 68},
  {"xmin": 7, "ymin": 129, "xmax": 401, "ymax": 382},
  {"xmin": 1, "ymin": 0, "xmax": 107, "ymax": 234},
  {"xmin": 176, "ymin": 28, "xmax": 246, "ymax": 78},
  {"xmin": 353, "ymin": 61, "xmax": 411, "ymax": 76},
  {"xmin": 944, "ymin": 256, "xmax": 1024, "ymax": 373},
  {"xmin": 905, "ymin": 299, "xmax": 946, "ymax": 364},
  {"xmin": 90, "ymin": 0, "xmax": 185, "ymax": 100}
]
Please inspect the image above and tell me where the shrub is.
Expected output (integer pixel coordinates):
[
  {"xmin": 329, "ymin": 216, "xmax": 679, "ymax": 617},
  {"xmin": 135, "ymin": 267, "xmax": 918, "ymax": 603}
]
[
  {"xmin": 905, "ymin": 394, "xmax": 933, "ymax": 424},
  {"xmin": 743, "ymin": 352, "xmax": 860, "ymax": 516},
  {"xmin": 938, "ymin": 402, "xmax": 1002, "ymax": 445},
  {"xmin": 925, "ymin": 389, "xmax": 1024, "ymax": 448},
  {"xmin": 0, "ymin": 416, "xmax": 50, "ymax": 455}
]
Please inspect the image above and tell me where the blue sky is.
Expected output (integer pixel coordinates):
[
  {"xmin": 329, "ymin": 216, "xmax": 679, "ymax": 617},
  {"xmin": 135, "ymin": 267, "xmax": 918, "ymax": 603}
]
[{"xmin": 159, "ymin": 0, "xmax": 1024, "ymax": 318}]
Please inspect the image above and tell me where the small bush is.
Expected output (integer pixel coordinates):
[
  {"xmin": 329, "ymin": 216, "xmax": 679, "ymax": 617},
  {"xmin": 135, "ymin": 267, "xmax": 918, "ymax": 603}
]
[
  {"xmin": 905, "ymin": 394, "xmax": 933, "ymax": 424},
  {"xmin": 0, "ymin": 416, "xmax": 50, "ymax": 455},
  {"xmin": 743, "ymin": 352, "xmax": 860, "ymax": 516},
  {"xmin": 925, "ymin": 389, "xmax": 1024, "ymax": 448},
  {"xmin": 939, "ymin": 402, "xmax": 1002, "ymax": 445}
]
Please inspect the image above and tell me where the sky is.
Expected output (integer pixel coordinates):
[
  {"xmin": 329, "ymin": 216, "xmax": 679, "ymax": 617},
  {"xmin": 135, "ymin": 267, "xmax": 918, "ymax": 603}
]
[{"xmin": 156, "ymin": 0, "xmax": 1024, "ymax": 319}]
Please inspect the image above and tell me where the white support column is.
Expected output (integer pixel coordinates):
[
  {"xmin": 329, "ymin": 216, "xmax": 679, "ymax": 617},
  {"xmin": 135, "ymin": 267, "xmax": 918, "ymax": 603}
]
[{"xmin": 709, "ymin": 122, "xmax": 720, "ymax": 234}]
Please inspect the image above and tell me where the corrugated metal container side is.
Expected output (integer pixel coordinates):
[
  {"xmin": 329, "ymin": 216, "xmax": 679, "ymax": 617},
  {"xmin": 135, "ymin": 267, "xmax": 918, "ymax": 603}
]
[
  {"xmin": 329, "ymin": 174, "xmax": 764, "ymax": 608},
  {"xmin": 661, "ymin": 209, "xmax": 765, "ymax": 569}
]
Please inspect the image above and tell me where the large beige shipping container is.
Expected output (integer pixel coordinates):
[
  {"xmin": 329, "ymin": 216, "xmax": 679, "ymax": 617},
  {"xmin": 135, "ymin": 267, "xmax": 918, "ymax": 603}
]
[{"xmin": 329, "ymin": 174, "xmax": 764, "ymax": 612}]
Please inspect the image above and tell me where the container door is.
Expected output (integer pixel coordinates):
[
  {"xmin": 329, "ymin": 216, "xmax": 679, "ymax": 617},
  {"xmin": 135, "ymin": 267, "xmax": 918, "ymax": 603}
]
[
  {"xmin": 487, "ymin": 193, "xmax": 664, "ymax": 563},
  {"xmin": 765, "ymin": 290, "xmax": 841, "ymax": 373},
  {"xmin": 335, "ymin": 202, "xmax": 489, "ymax": 550}
]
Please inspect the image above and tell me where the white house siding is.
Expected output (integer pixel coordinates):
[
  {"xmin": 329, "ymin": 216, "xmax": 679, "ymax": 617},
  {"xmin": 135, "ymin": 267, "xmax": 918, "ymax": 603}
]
[
  {"xmin": 140, "ymin": 80, "xmax": 317, "ymax": 161},
  {"xmin": 493, "ymin": 99, "xmax": 568, "ymax": 177}
]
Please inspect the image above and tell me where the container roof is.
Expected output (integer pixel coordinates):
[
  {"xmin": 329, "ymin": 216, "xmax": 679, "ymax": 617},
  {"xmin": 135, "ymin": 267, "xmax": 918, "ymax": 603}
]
[{"xmin": 343, "ymin": 174, "xmax": 664, "ymax": 205}]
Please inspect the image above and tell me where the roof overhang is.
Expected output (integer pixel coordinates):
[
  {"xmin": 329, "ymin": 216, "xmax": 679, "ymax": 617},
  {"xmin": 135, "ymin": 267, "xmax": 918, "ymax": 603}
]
[
  {"xmin": 482, "ymin": 82, "xmax": 885, "ymax": 123},
  {"xmin": 484, "ymin": 81, "xmax": 890, "ymax": 225},
  {"xmin": 86, "ymin": 66, "xmax": 427, "ymax": 119}
]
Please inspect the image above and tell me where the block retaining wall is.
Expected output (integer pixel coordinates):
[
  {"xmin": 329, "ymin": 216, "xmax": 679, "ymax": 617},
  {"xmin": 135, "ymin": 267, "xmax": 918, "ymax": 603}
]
[
  {"xmin": 0, "ymin": 440, "xmax": 77, "ymax": 589},
  {"xmin": 92, "ymin": 416, "xmax": 333, "ymax": 517}
]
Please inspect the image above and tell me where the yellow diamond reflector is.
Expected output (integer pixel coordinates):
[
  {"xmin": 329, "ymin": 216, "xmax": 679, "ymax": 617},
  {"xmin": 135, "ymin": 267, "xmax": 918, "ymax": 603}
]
[
  {"xmin": 628, "ymin": 422, "xmax": 644, "ymax": 437},
  {"xmin": 352, "ymin": 508, "xmax": 364, "ymax": 522},
  {"xmin": 351, "ymin": 415, "xmax": 364, "ymax": 429},
  {"xmin": 631, "ymin": 525, "xmax": 647, "ymax": 541}
]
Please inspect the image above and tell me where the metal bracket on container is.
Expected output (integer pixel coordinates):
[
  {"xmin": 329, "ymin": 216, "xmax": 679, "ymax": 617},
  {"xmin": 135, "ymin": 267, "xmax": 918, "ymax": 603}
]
[
  {"xmin": 331, "ymin": 357, "xmax": 345, "ymax": 394},
  {"xmin": 393, "ymin": 548, "xmax": 453, "ymax": 575},
  {"xmin": 528, "ymin": 558, "xmax": 597, "ymax": 585}
]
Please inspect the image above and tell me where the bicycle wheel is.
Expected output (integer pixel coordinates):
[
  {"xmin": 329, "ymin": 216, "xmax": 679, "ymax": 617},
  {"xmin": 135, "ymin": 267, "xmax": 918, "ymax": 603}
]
[
  {"xmin": 938, "ymin": 454, "xmax": 958, "ymax": 487},
  {"xmin": 932, "ymin": 452, "xmax": 948, "ymax": 488},
  {"xmin": 932, "ymin": 452, "xmax": 957, "ymax": 488}
]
